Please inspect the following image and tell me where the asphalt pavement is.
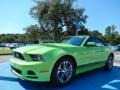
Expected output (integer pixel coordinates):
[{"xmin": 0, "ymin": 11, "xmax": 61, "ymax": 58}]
[{"xmin": 0, "ymin": 55, "xmax": 11, "ymax": 63}]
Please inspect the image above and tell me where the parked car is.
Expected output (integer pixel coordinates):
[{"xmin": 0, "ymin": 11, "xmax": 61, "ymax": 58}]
[
  {"xmin": 10, "ymin": 35, "xmax": 114, "ymax": 86},
  {"xmin": 0, "ymin": 44, "xmax": 3, "ymax": 47},
  {"xmin": 9, "ymin": 43, "xmax": 24, "ymax": 50},
  {"xmin": 0, "ymin": 43, "xmax": 6, "ymax": 47},
  {"xmin": 4, "ymin": 43, "xmax": 10, "ymax": 47},
  {"xmin": 115, "ymin": 45, "xmax": 120, "ymax": 51}
]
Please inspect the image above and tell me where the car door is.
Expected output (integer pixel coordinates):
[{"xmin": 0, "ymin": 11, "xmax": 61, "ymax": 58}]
[
  {"xmin": 78, "ymin": 37, "xmax": 108, "ymax": 66},
  {"xmin": 77, "ymin": 37, "xmax": 102, "ymax": 66},
  {"xmin": 94, "ymin": 38, "xmax": 109, "ymax": 62},
  {"xmin": 84, "ymin": 37, "xmax": 107, "ymax": 63}
]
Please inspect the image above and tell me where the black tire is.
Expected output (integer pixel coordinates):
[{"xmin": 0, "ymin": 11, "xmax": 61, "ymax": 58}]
[
  {"xmin": 104, "ymin": 54, "xmax": 114, "ymax": 70},
  {"xmin": 50, "ymin": 57, "xmax": 75, "ymax": 87}
]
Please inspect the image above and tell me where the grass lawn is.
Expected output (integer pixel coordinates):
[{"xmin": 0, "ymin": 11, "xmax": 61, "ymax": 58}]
[{"xmin": 0, "ymin": 48, "xmax": 12, "ymax": 55}]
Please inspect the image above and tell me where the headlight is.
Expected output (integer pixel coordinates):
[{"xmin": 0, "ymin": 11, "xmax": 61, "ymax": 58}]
[{"xmin": 30, "ymin": 54, "xmax": 44, "ymax": 61}]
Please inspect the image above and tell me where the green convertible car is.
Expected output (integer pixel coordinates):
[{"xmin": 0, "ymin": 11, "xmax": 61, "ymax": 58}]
[{"xmin": 10, "ymin": 35, "xmax": 114, "ymax": 86}]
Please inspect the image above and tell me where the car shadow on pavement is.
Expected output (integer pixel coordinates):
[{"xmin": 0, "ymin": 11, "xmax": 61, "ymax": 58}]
[{"xmin": 0, "ymin": 66, "xmax": 120, "ymax": 90}]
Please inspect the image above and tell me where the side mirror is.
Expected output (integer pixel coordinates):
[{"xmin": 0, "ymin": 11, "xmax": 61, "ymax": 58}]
[{"xmin": 86, "ymin": 42, "xmax": 96, "ymax": 46}]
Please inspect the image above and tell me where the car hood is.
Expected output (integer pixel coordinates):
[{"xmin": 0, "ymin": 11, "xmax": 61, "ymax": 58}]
[{"xmin": 13, "ymin": 43, "xmax": 76, "ymax": 54}]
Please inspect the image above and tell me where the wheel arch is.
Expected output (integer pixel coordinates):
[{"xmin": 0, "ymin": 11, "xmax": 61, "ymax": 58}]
[{"xmin": 58, "ymin": 55, "xmax": 77, "ymax": 67}]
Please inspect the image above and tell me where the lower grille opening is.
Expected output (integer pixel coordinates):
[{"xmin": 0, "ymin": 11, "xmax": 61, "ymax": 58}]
[
  {"xmin": 11, "ymin": 66, "xmax": 22, "ymax": 75},
  {"xmin": 27, "ymin": 71, "xmax": 36, "ymax": 75}
]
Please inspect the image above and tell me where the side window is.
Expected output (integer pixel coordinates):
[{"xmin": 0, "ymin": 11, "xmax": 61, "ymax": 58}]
[{"xmin": 86, "ymin": 37, "xmax": 105, "ymax": 47}]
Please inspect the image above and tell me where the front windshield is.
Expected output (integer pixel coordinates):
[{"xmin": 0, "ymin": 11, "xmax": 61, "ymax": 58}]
[{"xmin": 64, "ymin": 37, "xmax": 86, "ymax": 46}]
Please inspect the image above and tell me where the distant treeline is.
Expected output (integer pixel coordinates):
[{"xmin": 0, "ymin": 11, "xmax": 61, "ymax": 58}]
[{"xmin": 0, "ymin": 24, "xmax": 120, "ymax": 45}]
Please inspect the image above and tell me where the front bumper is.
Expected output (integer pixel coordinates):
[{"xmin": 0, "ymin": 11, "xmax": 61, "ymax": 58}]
[{"xmin": 10, "ymin": 57, "xmax": 51, "ymax": 82}]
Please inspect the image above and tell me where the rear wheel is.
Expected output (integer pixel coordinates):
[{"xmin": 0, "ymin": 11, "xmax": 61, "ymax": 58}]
[
  {"xmin": 51, "ymin": 57, "xmax": 75, "ymax": 86},
  {"xmin": 104, "ymin": 54, "xmax": 114, "ymax": 70}
]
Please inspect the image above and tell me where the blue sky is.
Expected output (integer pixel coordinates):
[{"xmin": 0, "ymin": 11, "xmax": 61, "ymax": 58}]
[
  {"xmin": 0, "ymin": 0, "xmax": 120, "ymax": 34},
  {"xmin": 0, "ymin": 0, "xmax": 36, "ymax": 34}
]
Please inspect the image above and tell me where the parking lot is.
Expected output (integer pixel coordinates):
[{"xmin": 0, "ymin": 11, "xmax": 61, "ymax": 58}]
[
  {"xmin": 0, "ymin": 54, "xmax": 120, "ymax": 90},
  {"xmin": 0, "ymin": 55, "xmax": 11, "ymax": 63}
]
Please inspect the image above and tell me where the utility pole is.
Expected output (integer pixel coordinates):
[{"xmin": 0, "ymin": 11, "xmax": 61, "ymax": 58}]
[{"xmin": 76, "ymin": 22, "xmax": 82, "ymax": 36}]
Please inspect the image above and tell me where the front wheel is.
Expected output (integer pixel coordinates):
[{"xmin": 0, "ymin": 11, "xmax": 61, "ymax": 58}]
[
  {"xmin": 104, "ymin": 54, "xmax": 114, "ymax": 70},
  {"xmin": 50, "ymin": 57, "xmax": 75, "ymax": 86}
]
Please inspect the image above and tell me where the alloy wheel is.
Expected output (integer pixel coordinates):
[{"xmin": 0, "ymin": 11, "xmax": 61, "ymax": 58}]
[{"xmin": 57, "ymin": 61, "xmax": 73, "ymax": 83}]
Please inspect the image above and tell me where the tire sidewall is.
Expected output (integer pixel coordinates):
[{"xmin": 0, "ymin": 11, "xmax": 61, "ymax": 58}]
[{"xmin": 106, "ymin": 55, "xmax": 114, "ymax": 70}]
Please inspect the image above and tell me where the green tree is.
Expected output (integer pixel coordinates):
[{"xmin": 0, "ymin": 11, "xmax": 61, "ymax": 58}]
[
  {"xmin": 78, "ymin": 26, "xmax": 89, "ymax": 35},
  {"xmin": 30, "ymin": 0, "xmax": 87, "ymax": 42},
  {"xmin": 0, "ymin": 34, "xmax": 15, "ymax": 43},
  {"xmin": 105, "ymin": 25, "xmax": 119, "ymax": 45},
  {"xmin": 89, "ymin": 30, "xmax": 103, "ymax": 39},
  {"xmin": 24, "ymin": 24, "xmax": 42, "ymax": 43},
  {"xmin": 14, "ymin": 34, "xmax": 27, "ymax": 43}
]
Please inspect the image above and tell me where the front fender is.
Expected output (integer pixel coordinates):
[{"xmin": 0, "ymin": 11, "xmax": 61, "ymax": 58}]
[{"xmin": 43, "ymin": 48, "xmax": 75, "ymax": 72}]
